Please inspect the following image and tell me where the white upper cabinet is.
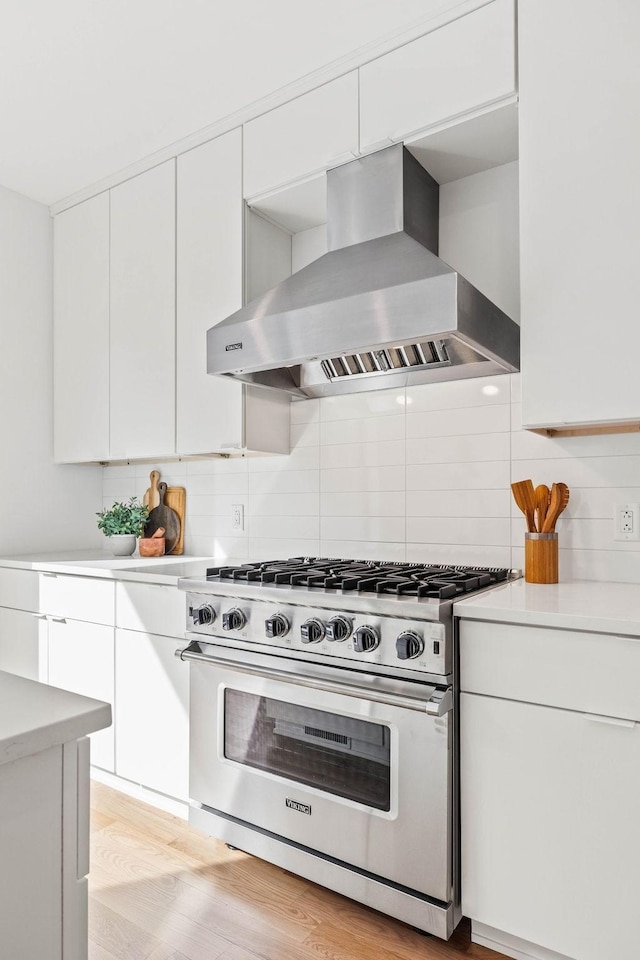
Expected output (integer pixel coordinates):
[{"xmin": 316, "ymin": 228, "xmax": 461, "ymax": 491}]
[
  {"xmin": 243, "ymin": 72, "xmax": 359, "ymax": 199},
  {"xmin": 53, "ymin": 193, "xmax": 110, "ymax": 462},
  {"xmin": 176, "ymin": 131, "xmax": 244, "ymax": 454},
  {"xmin": 359, "ymin": 0, "xmax": 516, "ymax": 152},
  {"xmin": 519, "ymin": 0, "xmax": 640, "ymax": 431},
  {"xmin": 110, "ymin": 160, "xmax": 176, "ymax": 459}
]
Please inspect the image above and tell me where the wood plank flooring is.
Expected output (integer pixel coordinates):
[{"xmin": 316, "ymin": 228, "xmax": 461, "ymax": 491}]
[{"xmin": 89, "ymin": 782, "xmax": 504, "ymax": 960}]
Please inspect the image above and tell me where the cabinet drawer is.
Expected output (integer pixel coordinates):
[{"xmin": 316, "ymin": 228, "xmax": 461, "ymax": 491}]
[
  {"xmin": 460, "ymin": 617, "xmax": 640, "ymax": 722},
  {"xmin": 116, "ymin": 581, "xmax": 185, "ymax": 637},
  {"xmin": 243, "ymin": 72, "xmax": 359, "ymax": 198},
  {"xmin": 360, "ymin": 0, "xmax": 516, "ymax": 151},
  {"xmin": 39, "ymin": 573, "xmax": 115, "ymax": 625},
  {"xmin": 0, "ymin": 568, "xmax": 39, "ymax": 612}
]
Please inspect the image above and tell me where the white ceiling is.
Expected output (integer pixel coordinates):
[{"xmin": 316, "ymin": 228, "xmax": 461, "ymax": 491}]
[{"xmin": 0, "ymin": 0, "xmax": 447, "ymax": 206}]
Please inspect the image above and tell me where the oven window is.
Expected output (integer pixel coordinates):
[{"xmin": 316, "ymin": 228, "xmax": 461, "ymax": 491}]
[{"xmin": 224, "ymin": 689, "xmax": 391, "ymax": 811}]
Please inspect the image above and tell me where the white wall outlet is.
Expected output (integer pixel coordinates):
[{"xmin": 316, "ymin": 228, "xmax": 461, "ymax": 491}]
[
  {"xmin": 231, "ymin": 504, "xmax": 244, "ymax": 531},
  {"xmin": 614, "ymin": 503, "xmax": 640, "ymax": 541}
]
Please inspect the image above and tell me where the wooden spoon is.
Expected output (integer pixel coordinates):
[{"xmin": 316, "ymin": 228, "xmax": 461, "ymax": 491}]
[
  {"xmin": 511, "ymin": 479, "xmax": 537, "ymax": 533},
  {"xmin": 534, "ymin": 484, "xmax": 550, "ymax": 533},
  {"xmin": 542, "ymin": 482, "xmax": 570, "ymax": 533}
]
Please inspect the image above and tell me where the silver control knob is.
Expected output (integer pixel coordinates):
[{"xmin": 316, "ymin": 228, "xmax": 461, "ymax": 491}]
[
  {"xmin": 396, "ymin": 631, "xmax": 424, "ymax": 660},
  {"xmin": 353, "ymin": 625, "xmax": 380, "ymax": 653},
  {"xmin": 265, "ymin": 614, "xmax": 290, "ymax": 638},
  {"xmin": 300, "ymin": 618, "xmax": 325, "ymax": 643},
  {"xmin": 222, "ymin": 608, "xmax": 246, "ymax": 631},
  {"xmin": 325, "ymin": 616, "xmax": 352, "ymax": 642},
  {"xmin": 193, "ymin": 604, "xmax": 215, "ymax": 626}
]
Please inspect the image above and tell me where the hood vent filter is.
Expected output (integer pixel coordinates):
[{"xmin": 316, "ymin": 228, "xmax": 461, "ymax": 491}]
[{"xmin": 321, "ymin": 340, "xmax": 451, "ymax": 383}]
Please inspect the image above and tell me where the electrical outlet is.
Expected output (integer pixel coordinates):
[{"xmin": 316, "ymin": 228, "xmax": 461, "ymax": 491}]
[
  {"xmin": 614, "ymin": 503, "xmax": 640, "ymax": 541},
  {"xmin": 231, "ymin": 504, "xmax": 244, "ymax": 531}
]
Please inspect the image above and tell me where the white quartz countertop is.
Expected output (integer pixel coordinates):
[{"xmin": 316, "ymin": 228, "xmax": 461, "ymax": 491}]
[
  {"xmin": 455, "ymin": 579, "xmax": 640, "ymax": 636},
  {"xmin": 0, "ymin": 670, "xmax": 112, "ymax": 766},
  {"xmin": 0, "ymin": 550, "xmax": 217, "ymax": 585}
]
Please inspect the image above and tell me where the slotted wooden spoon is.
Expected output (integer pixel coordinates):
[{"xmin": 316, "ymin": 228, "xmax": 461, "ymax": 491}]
[
  {"xmin": 511, "ymin": 479, "xmax": 537, "ymax": 533},
  {"xmin": 542, "ymin": 482, "xmax": 570, "ymax": 533}
]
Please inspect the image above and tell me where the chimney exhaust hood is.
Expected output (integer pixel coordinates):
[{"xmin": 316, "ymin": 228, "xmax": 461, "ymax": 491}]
[{"xmin": 207, "ymin": 144, "xmax": 519, "ymax": 399}]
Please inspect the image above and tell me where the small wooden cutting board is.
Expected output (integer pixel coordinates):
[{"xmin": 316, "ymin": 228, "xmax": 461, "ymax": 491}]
[
  {"xmin": 164, "ymin": 485, "xmax": 186, "ymax": 555},
  {"xmin": 142, "ymin": 470, "xmax": 161, "ymax": 511}
]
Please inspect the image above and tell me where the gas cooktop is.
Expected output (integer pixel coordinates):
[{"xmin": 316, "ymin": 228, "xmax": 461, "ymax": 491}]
[{"xmin": 203, "ymin": 557, "xmax": 512, "ymax": 600}]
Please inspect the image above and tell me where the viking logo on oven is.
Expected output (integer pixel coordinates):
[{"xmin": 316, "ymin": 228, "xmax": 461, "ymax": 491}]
[{"xmin": 286, "ymin": 798, "xmax": 311, "ymax": 815}]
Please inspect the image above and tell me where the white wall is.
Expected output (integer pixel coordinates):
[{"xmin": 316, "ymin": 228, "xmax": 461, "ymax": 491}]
[{"xmin": 0, "ymin": 185, "xmax": 103, "ymax": 554}]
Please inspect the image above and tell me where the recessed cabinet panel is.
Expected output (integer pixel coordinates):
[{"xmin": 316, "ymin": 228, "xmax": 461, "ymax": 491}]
[
  {"xmin": 0, "ymin": 607, "xmax": 43, "ymax": 680},
  {"xmin": 47, "ymin": 618, "xmax": 115, "ymax": 772},
  {"xmin": 115, "ymin": 628, "xmax": 189, "ymax": 800},
  {"xmin": 110, "ymin": 161, "xmax": 176, "ymax": 459},
  {"xmin": 176, "ymin": 130, "xmax": 244, "ymax": 454},
  {"xmin": 39, "ymin": 573, "xmax": 115, "ymax": 626},
  {"xmin": 115, "ymin": 581, "xmax": 185, "ymax": 638},
  {"xmin": 53, "ymin": 193, "xmax": 110, "ymax": 462},
  {"xmin": 519, "ymin": 0, "xmax": 640, "ymax": 429},
  {"xmin": 243, "ymin": 72, "xmax": 359, "ymax": 199},
  {"xmin": 461, "ymin": 691, "xmax": 640, "ymax": 960},
  {"xmin": 360, "ymin": 0, "xmax": 516, "ymax": 151}
]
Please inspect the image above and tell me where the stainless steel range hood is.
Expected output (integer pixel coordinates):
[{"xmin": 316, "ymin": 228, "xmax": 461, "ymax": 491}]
[{"xmin": 207, "ymin": 144, "xmax": 519, "ymax": 399}]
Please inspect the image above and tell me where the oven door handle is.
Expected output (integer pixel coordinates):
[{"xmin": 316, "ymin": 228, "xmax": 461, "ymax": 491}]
[{"xmin": 178, "ymin": 641, "xmax": 452, "ymax": 717}]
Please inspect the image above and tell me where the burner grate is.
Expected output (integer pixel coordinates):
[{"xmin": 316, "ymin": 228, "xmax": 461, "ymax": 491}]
[{"xmin": 205, "ymin": 558, "xmax": 511, "ymax": 600}]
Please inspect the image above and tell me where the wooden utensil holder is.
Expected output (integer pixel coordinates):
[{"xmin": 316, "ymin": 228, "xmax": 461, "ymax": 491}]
[{"xmin": 525, "ymin": 532, "xmax": 558, "ymax": 583}]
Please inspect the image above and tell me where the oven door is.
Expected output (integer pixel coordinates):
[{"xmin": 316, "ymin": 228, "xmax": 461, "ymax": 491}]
[{"xmin": 183, "ymin": 640, "xmax": 453, "ymax": 903}]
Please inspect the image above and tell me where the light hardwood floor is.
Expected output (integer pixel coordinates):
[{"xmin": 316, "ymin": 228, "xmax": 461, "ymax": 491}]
[{"xmin": 89, "ymin": 782, "xmax": 504, "ymax": 960}]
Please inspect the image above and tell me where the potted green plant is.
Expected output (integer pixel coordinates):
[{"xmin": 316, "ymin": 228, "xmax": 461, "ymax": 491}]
[{"xmin": 96, "ymin": 497, "xmax": 150, "ymax": 556}]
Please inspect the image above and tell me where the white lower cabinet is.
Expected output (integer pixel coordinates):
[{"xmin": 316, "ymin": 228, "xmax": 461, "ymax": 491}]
[
  {"xmin": 47, "ymin": 618, "xmax": 115, "ymax": 773},
  {"xmin": 460, "ymin": 618, "xmax": 640, "ymax": 960},
  {"xmin": 115, "ymin": 628, "xmax": 189, "ymax": 801},
  {"xmin": 0, "ymin": 606, "xmax": 46, "ymax": 681}
]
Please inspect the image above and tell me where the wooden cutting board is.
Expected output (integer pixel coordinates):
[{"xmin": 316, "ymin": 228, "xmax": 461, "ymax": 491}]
[
  {"xmin": 142, "ymin": 470, "xmax": 161, "ymax": 511},
  {"xmin": 164, "ymin": 485, "xmax": 186, "ymax": 556},
  {"xmin": 144, "ymin": 483, "xmax": 180, "ymax": 554}
]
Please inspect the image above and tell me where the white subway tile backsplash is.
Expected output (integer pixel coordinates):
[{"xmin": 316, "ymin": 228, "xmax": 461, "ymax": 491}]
[
  {"xmin": 408, "ymin": 489, "xmax": 510, "ymax": 518},
  {"xmin": 408, "ymin": 517, "xmax": 510, "ymax": 547},
  {"xmin": 102, "ymin": 372, "xmax": 640, "ymax": 580},
  {"xmin": 320, "ymin": 491, "xmax": 405, "ymax": 517},
  {"xmin": 321, "ymin": 440, "xmax": 405, "ymax": 470},
  {"xmin": 407, "ymin": 461, "xmax": 510, "ymax": 491},
  {"xmin": 407, "ymin": 432, "xmax": 509, "ymax": 465},
  {"xmin": 320, "ymin": 466, "xmax": 405, "ymax": 493},
  {"xmin": 321, "ymin": 541, "xmax": 406, "ymax": 562},
  {"xmin": 321, "ymin": 516, "xmax": 404, "ymax": 543},
  {"xmin": 321, "ymin": 390, "xmax": 406, "ymax": 422},
  {"xmin": 320, "ymin": 415, "xmax": 404, "ymax": 446},
  {"xmin": 248, "ymin": 470, "xmax": 320, "ymax": 495},
  {"xmin": 407, "ymin": 404, "xmax": 510, "ymax": 439}
]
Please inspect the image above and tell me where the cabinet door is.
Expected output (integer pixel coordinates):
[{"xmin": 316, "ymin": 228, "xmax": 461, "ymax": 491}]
[
  {"xmin": 176, "ymin": 130, "xmax": 244, "ymax": 454},
  {"xmin": 0, "ymin": 607, "xmax": 46, "ymax": 680},
  {"xmin": 461, "ymin": 692, "xmax": 640, "ymax": 960},
  {"xmin": 360, "ymin": 0, "xmax": 516, "ymax": 152},
  {"xmin": 519, "ymin": 0, "xmax": 640, "ymax": 429},
  {"xmin": 47, "ymin": 619, "xmax": 114, "ymax": 772},
  {"xmin": 115, "ymin": 629, "xmax": 189, "ymax": 800},
  {"xmin": 243, "ymin": 72, "xmax": 359, "ymax": 199},
  {"xmin": 110, "ymin": 160, "xmax": 176, "ymax": 459},
  {"xmin": 53, "ymin": 193, "xmax": 110, "ymax": 462}
]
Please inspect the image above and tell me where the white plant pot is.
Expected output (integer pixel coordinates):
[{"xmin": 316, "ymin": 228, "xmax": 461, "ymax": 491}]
[{"xmin": 108, "ymin": 534, "xmax": 137, "ymax": 557}]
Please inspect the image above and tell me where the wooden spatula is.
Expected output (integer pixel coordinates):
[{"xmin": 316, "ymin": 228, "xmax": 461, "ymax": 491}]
[
  {"xmin": 511, "ymin": 479, "xmax": 537, "ymax": 532},
  {"xmin": 534, "ymin": 484, "xmax": 550, "ymax": 534}
]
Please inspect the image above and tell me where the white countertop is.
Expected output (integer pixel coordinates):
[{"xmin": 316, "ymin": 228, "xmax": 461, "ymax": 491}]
[
  {"xmin": 455, "ymin": 579, "xmax": 640, "ymax": 636},
  {"xmin": 0, "ymin": 670, "xmax": 112, "ymax": 767},
  {"xmin": 0, "ymin": 550, "xmax": 217, "ymax": 585}
]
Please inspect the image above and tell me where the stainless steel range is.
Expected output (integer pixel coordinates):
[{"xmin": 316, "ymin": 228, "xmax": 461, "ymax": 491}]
[{"xmin": 177, "ymin": 558, "xmax": 518, "ymax": 939}]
